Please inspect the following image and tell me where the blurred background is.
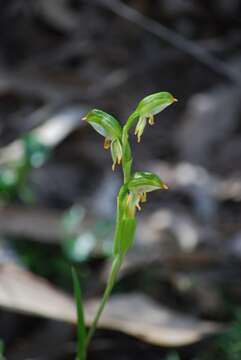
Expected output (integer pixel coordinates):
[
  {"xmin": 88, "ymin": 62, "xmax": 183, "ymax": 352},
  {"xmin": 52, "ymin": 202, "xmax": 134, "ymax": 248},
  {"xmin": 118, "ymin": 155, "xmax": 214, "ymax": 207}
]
[{"xmin": 0, "ymin": 1, "xmax": 241, "ymax": 359}]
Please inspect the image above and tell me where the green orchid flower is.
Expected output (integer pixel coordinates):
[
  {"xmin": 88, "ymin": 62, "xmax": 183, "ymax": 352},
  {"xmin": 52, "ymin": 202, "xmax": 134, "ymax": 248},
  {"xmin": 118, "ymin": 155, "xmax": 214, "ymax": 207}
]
[
  {"xmin": 126, "ymin": 171, "xmax": 168, "ymax": 215},
  {"xmin": 134, "ymin": 92, "xmax": 177, "ymax": 142},
  {"xmin": 113, "ymin": 171, "xmax": 167, "ymax": 255},
  {"xmin": 83, "ymin": 109, "xmax": 123, "ymax": 170}
]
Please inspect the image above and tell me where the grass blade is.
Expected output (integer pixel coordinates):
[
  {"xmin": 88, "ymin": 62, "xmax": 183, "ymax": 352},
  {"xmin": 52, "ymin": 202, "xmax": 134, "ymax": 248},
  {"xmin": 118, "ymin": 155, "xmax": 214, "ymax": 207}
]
[{"xmin": 72, "ymin": 266, "xmax": 86, "ymax": 360}]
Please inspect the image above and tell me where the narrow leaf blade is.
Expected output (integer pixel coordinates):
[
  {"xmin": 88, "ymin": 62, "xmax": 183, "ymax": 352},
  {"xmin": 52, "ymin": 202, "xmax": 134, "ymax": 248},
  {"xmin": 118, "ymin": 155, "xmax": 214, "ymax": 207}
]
[{"xmin": 72, "ymin": 267, "xmax": 86, "ymax": 360}]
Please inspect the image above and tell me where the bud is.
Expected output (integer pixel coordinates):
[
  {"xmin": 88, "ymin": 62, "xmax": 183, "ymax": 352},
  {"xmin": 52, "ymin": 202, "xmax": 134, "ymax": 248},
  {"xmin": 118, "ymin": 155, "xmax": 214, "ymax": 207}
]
[
  {"xmin": 134, "ymin": 92, "xmax": 177, "ymax": 142},
  {"xmin": 83, "ymin": 109, "xmax": 123, "ymax": 170}
]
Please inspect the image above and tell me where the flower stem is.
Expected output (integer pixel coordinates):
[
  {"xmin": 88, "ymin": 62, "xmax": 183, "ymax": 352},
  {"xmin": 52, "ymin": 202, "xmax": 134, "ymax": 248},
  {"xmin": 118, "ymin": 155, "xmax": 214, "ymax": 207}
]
[
  {"xmin": 84, "ymin": 110, "xmax": 138, "ymax": 355},
  {"xmin": 122, "ymin": 111, "xmax": 139, "ymax": 183},
  {"xmin": 85, "ymin": 254, "xmax": 123, "ymax": 347}
]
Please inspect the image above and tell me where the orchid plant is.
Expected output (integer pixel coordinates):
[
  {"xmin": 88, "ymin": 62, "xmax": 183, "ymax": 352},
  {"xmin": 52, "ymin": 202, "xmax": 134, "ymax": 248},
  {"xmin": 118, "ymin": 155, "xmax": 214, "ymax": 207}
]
[{"xmin": 72, "ymin": 92, "xmax": 177, "ymax": 360}]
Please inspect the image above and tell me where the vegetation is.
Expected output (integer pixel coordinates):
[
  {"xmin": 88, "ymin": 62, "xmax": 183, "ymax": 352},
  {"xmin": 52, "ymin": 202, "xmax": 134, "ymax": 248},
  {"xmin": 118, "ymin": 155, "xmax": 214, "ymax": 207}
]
[{"xmin": 72, "ymin": 92, "xmax": 177, "ymax": 359}]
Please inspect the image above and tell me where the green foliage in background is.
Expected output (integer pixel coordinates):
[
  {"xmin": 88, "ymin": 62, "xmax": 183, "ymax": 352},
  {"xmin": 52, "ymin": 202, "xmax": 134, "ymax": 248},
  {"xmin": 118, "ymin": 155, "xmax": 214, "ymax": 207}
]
[
  {"xmin": 194, "ymin": 312, "xmax": 241, "ymax": 360},
  {"xmin": 0, "ymin": 134, "xmax": 49, "ymax": 203},
  {"xmin": 62, "ymin": 206, "xmax": 114, "ymax": 263},
  {"xmin": 0, "ymin": 339, "xmax": 6, "ymax": 360},
  {"xmin": 165, "ymin": 353, "xmax": 180, "ymax": 360}
]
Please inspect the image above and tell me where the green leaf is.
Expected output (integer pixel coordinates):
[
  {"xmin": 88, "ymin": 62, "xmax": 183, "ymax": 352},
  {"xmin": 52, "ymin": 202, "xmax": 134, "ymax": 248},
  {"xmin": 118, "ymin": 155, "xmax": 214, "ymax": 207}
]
[{"xmin": 72, "ymin": 267, "xmax": 87, "ymax": 360}]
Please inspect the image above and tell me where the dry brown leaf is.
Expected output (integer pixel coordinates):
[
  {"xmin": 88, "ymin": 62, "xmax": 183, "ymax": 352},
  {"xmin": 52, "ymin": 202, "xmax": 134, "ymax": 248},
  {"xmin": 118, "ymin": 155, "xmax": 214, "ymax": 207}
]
[
  {"xmin": 0, "ymin": 263, "xmax": 223, "ymax": 346},
  {"xmin": 0, "ymin": 207, "xmax": 63, "ymax": 243},
  {"xmin": 85, "ymin": 293, "xmax": 222, "ymax": 346},
  {"xmin": 0, "ymin": 263, "xmax": 76, "ymax": 322},
  {"xmin": 0, "ymin": 105, "xmax": 87, "ymax": 165},
  {"xmin": 0, "ymin": 206, "xmax": 95, "ymax": 243}
]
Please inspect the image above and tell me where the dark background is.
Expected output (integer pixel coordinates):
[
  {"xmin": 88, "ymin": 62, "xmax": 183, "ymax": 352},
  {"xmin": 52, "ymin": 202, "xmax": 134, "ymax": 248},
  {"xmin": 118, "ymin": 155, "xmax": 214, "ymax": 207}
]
[{"xmin": 0, "ymin": 1, "xmax": 241, "ymax": 359}]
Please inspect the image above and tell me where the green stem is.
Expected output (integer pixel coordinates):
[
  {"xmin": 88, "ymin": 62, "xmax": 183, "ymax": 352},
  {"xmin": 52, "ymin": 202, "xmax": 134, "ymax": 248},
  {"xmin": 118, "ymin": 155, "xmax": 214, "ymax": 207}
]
[
  {"xmin": 84, "ymin": 110, "xmax": 138, "ymax": 355},
  {"xmin": 86, "ymin": 254, "xmax": 123, "ymax": 347},
  {"xmin": 124, "ymin": 111, "xmax": 139, "ymax": 132},
  {"xmin": 72, "ymin": 267, "xmax": 87, "ymax": 360},
  {"xmin": 122, "ymin": 111, "xmax": 139, "ymax": 183}
]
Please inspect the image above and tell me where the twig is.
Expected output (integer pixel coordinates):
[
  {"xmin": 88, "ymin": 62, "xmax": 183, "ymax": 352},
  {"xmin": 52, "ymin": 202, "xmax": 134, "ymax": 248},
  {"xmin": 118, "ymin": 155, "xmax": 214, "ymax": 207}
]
[
  {"xmin": 0, "ymin": 103, "xmax": 88, "ymax": 163},
  {"xmin": 20, "ymin": 40, "xmax": 93, "ymax": 71},
  {"xmin": 37, "ymin": 0, "xmax": 79, "ymax": 32},
  {"xmin": 0, "ymin": 68, "xmax": 84, "ymax": 100},
  {"xmin": 97, "ymin": 0, "xmax": 241, "ymax": 84}
]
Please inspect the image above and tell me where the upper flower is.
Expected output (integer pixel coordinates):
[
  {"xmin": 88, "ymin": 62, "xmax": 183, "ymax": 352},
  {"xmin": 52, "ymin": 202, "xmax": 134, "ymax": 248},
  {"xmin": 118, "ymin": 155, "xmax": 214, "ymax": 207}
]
[{"xmin": 134, "ymin": 92, "xmax": 177, "ymax": 142}]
